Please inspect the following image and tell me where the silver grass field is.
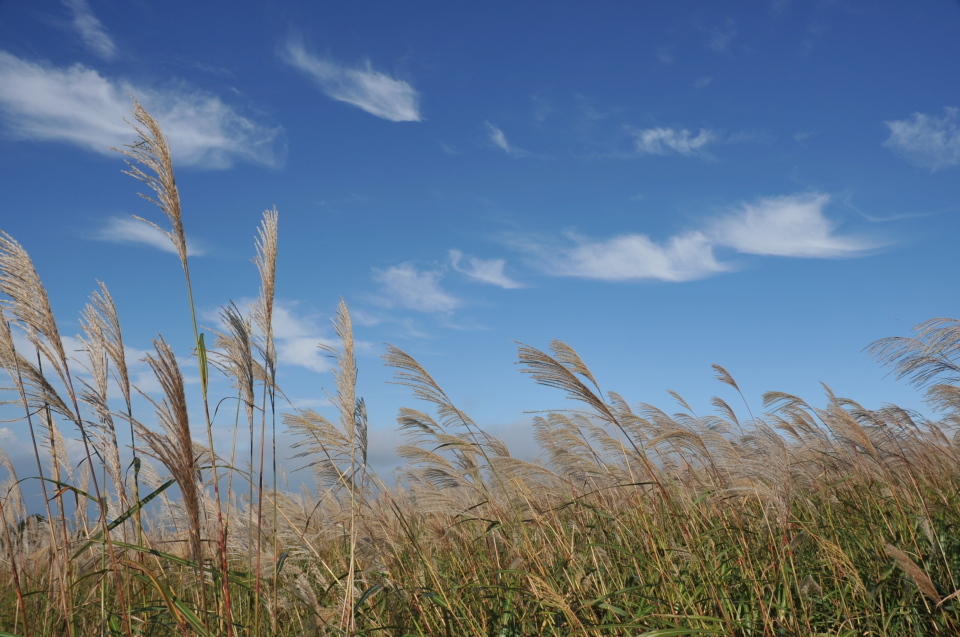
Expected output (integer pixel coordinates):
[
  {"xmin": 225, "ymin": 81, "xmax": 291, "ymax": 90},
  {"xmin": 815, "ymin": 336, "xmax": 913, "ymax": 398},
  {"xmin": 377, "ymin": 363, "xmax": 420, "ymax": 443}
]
[{"xmin": 1, "ymin": 102, "xmax": 960, "ymax": 636}]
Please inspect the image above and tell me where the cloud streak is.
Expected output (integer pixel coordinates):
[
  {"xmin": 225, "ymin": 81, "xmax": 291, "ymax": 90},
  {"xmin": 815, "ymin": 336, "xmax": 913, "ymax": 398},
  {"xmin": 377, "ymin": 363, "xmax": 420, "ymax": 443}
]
[
  {"xmin": 283, "ymin": 39, "xmax": 421, "ymax": 122},
  {"xmin": 524, "ymin": 193, "xmax": 881, "ymax": 282},
  {"xmin": 372, "ymin": 263, "xmax": 460, "ymax": 312},
  {"xmin": 0, "ymin": 51, "xmax": 283, "ymax": 169},
  {"xmin": 485, "ymin": 122, "xmax": 529, "ymax": 157},
  {"xmin": 450, "ymin": 249, "xmax": 523, "ymax": 288},
  {"xmin": 63, "ymin": 0, "xmax": 116, "ymax": 60},
  {"xmin": 631, "ymin": 127, "xmax": 719, "ymax": 157},
  {"xmin": 884, "ymin": 107, "xmax": 960, "ymax": 171},
  {"xmin": 93, "ymin": 217, "xmax": 206, "ymax": 256}
]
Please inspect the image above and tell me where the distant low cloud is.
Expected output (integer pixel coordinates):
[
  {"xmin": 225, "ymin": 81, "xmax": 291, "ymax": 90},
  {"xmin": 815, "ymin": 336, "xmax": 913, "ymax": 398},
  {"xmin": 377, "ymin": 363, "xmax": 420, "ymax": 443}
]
[
  {"xmin": 884, "ymin": 107, "xmax": 960, "ymax": 171},
  {"xmin": 450, "ymin": 249, "xmax": 523, "ymax": 288},
  {"xmin": 631, "ymin": 127, "xmax": 719, "ymax": 157},
  {"xmin": 710, "ymin": 194, "xmax": 878, "ymax": 258},
  {"xmin": 283, "ymin": 39, "xmax": 421, "ymax": 122},
  {"xmin": 531, "ymin": 231, "xmax": 726, "ymax": 282},
  {"xmin": 93, "ymin": 217, "xmax": 206, "ymax": 255},
  {"xmin": 270, "ymin": 303, "xmax": 340, "ymax": 374},
  {"xmin": 523, "ymin": 192, "xmax": 880, "ymax": 283},
  {"xmin": 0, "ymin": 51, "xmax": 283, "ymax": 168},
  {"xmin": 63, "ymin": 0, "xmax": 116, "ymax": 60},
  {"xmin": 202, "ymin": 300, "xmax": 341, "ymax": 374},
  {"xmin": 276, "ymin": 338, "xmax": 335, "ymax": 376},
  {"xmin": 485, "ymin": 122, "xmax": 529, "ymax": 157},
  {"xmin": 373, "ymin": 264, "xmax": 460, "ymax": 312}
]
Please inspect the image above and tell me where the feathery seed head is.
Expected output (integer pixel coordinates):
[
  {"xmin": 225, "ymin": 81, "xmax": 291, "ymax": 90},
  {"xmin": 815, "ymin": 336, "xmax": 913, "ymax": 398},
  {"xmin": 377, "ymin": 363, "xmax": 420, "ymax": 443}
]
[
  {"xmin": 113, "ymin": 98, "xmax": 188, "ymax": 270},
  {"xmin": 0, "ymin": 231, "xmax": 69, "ymax": 384}
]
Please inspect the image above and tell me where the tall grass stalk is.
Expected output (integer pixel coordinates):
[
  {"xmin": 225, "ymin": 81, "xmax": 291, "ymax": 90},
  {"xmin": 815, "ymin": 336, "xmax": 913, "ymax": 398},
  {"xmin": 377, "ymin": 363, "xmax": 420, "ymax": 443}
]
[
  {"xmin": 114, "ymin": 98, "xmax": 234, "ymax": 635},
  {"xmin": 251, "ymin": 207, "xmax": 278, "ymax": 636}
]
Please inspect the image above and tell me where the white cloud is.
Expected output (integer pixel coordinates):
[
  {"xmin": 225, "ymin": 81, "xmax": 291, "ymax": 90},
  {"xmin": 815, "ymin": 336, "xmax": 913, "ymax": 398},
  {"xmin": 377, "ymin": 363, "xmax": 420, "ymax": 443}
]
[
  {"xmin": 487, "ymin": 122, "xmax": 509, "ymax": 151},
  {"xmin": 276, "ymin": 336, "xmax": 336, "ymax": 374},
  {"xmin": 0, "ymin": 51, "xmax": 283, "ymax": 169},
  {"xmin": 93, "ymin": 216, "xmax": 206, "ymax": 256},
  {"xmin": 449, "ymin": 249, "xmax": 522, "ymax": 289},
  {"xmin": 884, "ymin": 107, "xmax": 960, "ymax": 171},
  {"xmin": 200, "ymin": 299, "xmax": 341, "ymax": 374},
  {"xmin": 536, "ymin": 231, "xmax": 727, "ymax": 282},
  {"xmin": 283, "ymin": 39, "xmax": 421, "ymax": 122},
  {"xmin": 372, "ymin": 263, "xmax": 460, "ymax": 312},
  {"xmin": 521, "ymin": 192, "xmax": 881, "ymax": 283},
  {"xmin": 632, "ymin": 127, "xmax": 719, "ymax": 157},
  {"xmin": 131, "ymin": 368, "xmax": 163, "ymax": 396},
  {"xmin": 485, "ymin": 121, "xmax": 529, "ymax": 157},
  {"xmin": 270, "ymin": 303, "xmax": 315, "ymax": 340},
  {"xmin": 252, "ymin": 302, "xmax": 338, "ymax": 374},
  {"xmin": 63, "ymin": 0, "xmax": 116, "ymax": 61},
  {"xmin": 710, "ymin": 193, "xmax": 879, "ymax": 258}
]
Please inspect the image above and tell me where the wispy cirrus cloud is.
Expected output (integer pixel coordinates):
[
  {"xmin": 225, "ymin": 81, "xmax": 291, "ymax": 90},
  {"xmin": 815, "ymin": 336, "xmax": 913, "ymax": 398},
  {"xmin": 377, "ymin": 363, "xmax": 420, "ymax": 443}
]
[
  {"xmin": 372, "ymin": 263, "xmax": 460, "ymax": 312},
  {"xmin": 709, "ymin": 193, "xmax": 879, "ymax": 258},
  {"xmin": 0, "ymin": 52, "xmax": 283, "ymax": 168},
  {"xmin": 93, "ymin": 217, "xmax": 206, "ymax": 256},
  {"xmin": 485, "ymin": 121, "xmax": 529, "ymax": 157},
  {"xmin": 63, "ymin": 0, "xmax": 116, "ymax": 60},
  {"xmin": 522, "ymin": 193, "xmax": 881, "ymax": 283},
  {"xmin": 884, "ymin": 107, "xmax": 960, "ymax": 171},
  {"xmin": 631, "ymin": 127, "xmax": 719, "ymax": 157},
  {"xmin": 450, "ymin": 249, "xmax": 522, "ymax": 288},
  {"xmin": 283, "ymin": 39, "xmax": 421, "ymax": 122}
]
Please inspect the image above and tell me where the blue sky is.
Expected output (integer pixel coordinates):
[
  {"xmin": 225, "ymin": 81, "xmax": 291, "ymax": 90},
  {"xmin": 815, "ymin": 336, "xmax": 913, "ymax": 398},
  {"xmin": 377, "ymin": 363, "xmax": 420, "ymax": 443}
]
[{"xmin": 1, "ymin": 0, "xmax": 959, "ymax": 481}]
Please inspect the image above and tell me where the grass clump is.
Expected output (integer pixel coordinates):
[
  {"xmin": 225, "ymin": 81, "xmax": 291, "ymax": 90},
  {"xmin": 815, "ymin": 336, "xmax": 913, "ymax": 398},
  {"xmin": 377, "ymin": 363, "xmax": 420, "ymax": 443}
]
[{"xmin": 1, "ymin": 101, "xmax": 960, "ymax": 636}]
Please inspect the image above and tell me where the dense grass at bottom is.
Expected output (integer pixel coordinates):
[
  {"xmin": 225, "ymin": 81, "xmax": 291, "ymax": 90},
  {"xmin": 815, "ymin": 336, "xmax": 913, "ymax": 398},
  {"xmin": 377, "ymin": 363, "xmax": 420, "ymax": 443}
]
[{"xmin": 2, "ymin": 468, "xmax": 960, "ymax": 636}]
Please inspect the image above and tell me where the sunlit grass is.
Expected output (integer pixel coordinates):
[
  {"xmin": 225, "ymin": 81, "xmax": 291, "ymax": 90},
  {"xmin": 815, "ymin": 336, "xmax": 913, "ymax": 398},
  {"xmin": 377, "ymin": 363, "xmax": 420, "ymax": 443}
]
[{"xmin": 1, "ymin": 101, "xmax": 959, "ymax": 636}]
